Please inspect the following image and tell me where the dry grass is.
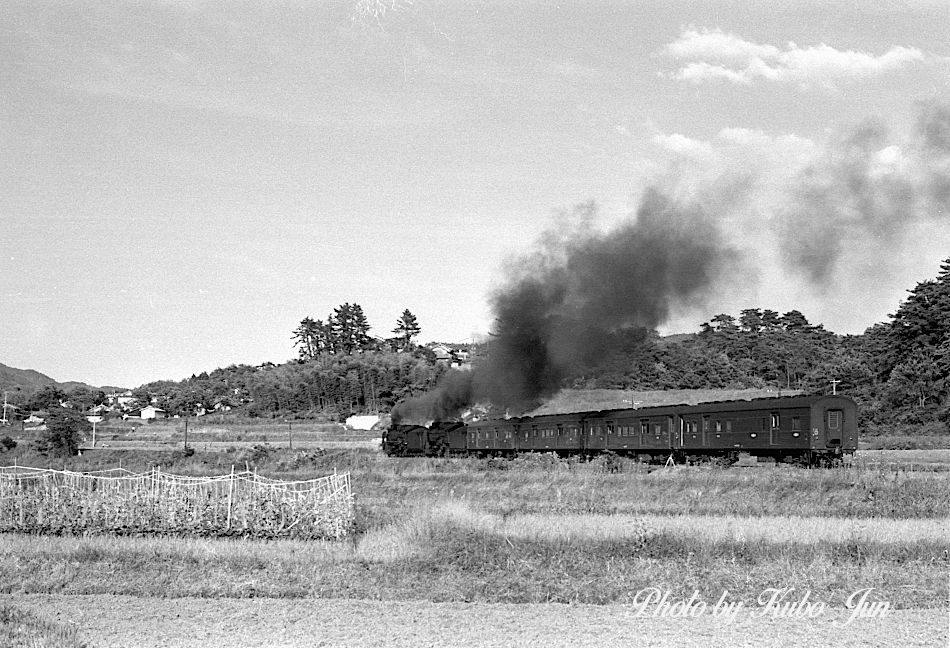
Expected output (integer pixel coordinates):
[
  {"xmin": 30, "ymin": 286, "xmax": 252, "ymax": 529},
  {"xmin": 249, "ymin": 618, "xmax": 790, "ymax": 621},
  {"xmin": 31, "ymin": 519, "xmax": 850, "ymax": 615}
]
[
  {"xmin": 1, "ymin": 497, "xmax": 946, "ymax": 608},
  {"xmin": 0, "ymin": 603, "xmax": 86, "ymax": 648},
  {"xmin": 1, "ymin": 447, "xmax": 947, "ymax": 610},
  {"xmin": 492, "ymin": 512, "xmax": 950, "ymax": 544}
]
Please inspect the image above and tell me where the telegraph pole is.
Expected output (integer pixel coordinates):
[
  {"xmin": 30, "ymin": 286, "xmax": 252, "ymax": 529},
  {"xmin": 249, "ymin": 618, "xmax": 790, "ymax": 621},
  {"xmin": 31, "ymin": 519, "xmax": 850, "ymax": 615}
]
[
  {"xmin": 0, "ymin": 391, "xmax": 14, "ymax": 426},
  {"xmin": 829, "ymin": 378, "xmax": 841, "ymax": 395}
]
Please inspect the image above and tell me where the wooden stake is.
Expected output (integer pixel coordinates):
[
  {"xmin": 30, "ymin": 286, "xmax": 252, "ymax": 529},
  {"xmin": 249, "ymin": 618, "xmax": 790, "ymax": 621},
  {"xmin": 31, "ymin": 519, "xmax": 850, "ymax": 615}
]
[{"xmin": 226, "ymin": 464, "xmax": 235, "ymax": 530}]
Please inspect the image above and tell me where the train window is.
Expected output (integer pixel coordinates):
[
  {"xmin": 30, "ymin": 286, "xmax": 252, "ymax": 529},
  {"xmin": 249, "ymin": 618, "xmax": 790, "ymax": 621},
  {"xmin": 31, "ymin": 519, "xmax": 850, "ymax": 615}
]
[
  {"xmin": 770, "ymin": 413, "xmax": 780, "ymax": 429},
  {"xmin": 761, "ymin": 418, "xmax": 767, "ymax": 432},
  {"xmin": 726, "ymin": 421, "xmax": 733, "ymax": 433},
  {"xmin": 654, "ymin": 423, "xmax": 661, "ymax": 435},
  {"xmin": 828, "ymin": 410, "xmax": 841, "ymax": 429},
  {"xmin": 640, "ymin": 421, "xmax": 649, "ymax": 436},
  {"xmin": 606, "ymin": 423, "xmax": 614, "ymax": 435},
  {"xmin": 702, "ymin": 417, "xmax": 710, "ymax": 432},
  {"xmin": 715, "ymin": 420, "xmax": 722, "ymax": 433},
  {"xmin": 791, "ymin": 417, "xmax": 801, "ymax": 431}
]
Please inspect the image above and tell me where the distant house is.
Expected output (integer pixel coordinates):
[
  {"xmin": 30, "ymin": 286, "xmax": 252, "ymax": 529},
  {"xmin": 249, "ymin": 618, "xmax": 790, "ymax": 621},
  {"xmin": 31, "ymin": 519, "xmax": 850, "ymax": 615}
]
[
  {"xmin": 429, "ymin": 345, "xmax": 454, "ymax": 365},
  {"xmin": 345, "ymin": 414, "xmax": 380, "ymax": 430},
  {"xmin": 140, "ymin": 405, "xmax": 166, "ymax": 420},
  {"xmin": 427, "ymin": 343, "xmax": 473, "ymax": 368},
  {"xmin": 107, "ymin": 390, "xmax": 135, "ymax": 407}
]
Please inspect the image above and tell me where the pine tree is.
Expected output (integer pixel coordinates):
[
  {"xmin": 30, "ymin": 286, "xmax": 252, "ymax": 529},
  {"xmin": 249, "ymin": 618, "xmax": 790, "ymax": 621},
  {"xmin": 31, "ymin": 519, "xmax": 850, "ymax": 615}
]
[{"xmin": 392, "ymin": 309, "xmax": 422, "ymax": 350}]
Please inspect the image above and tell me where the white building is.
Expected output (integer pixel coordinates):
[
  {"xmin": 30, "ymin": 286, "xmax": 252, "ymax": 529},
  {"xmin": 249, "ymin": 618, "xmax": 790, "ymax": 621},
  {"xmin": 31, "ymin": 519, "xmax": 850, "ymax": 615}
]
[{"xmin": 140, "ymin": 405, "xmax": 166, "ymax": 420}]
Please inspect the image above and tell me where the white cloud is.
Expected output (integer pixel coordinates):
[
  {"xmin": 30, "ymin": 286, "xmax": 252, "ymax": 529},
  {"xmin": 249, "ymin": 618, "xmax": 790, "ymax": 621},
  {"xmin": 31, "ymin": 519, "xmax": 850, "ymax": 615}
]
[
  {"xmin": 663, "ymin": 28, "xmax": 928, "ymax": 87},
  {"xmin": 651, "ymin": 132, "xmax": 714, "ymax": 158}
]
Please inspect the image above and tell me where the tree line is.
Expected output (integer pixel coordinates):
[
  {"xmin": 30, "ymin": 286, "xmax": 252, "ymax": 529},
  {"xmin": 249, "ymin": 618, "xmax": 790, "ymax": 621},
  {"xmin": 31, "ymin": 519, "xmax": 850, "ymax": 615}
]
[
  {"xmin": 9, "ymin": 258, "xmax": 950, "ymax": 445},
  {"xmin": 291, "ymin": 305, "xmax": 421, "ymax": 359}
]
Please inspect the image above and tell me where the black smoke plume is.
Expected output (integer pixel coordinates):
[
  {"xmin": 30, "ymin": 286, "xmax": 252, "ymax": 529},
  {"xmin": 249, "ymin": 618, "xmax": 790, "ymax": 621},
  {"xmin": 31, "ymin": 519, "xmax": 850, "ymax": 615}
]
[
  {"xmin": 391, "ymin": 188, "xmax": 734, "ymax": 423},
  {"xmin": 391, "ymin": 104, "xmax": 950, "ymax": 424}
]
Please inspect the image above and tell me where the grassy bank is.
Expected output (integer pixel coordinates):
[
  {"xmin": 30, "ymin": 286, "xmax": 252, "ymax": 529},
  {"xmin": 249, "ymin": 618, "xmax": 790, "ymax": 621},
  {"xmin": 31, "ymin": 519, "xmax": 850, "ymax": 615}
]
[
  {"xmin": 2, "ymin": 447, "xmax": 948, "ymax": 610},
  {"xmin": 0, "ymin": 501, "xmax": 945, "ymax": 608},
  {"xmin": 5, "ymin": 447, "xmax": 950, "ymax": 520}
]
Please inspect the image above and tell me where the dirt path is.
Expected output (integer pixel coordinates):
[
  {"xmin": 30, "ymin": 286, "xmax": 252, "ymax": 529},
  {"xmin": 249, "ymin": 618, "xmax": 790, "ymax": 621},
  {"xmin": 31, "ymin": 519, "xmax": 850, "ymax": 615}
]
[{"xmin": 7, "ymin": 594, "xmax": 947, "ymax": 648}]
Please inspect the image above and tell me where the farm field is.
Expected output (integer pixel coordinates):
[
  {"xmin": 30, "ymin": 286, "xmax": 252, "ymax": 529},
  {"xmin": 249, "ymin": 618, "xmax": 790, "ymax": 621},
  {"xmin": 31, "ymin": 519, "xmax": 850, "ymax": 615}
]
[
  {"xmin": 1, "ymin": 444, "xmax": 948, "ymax": 646},
  {"xmin": 12, "ymin": 419, "xmax": 384, "ymax": 454}
]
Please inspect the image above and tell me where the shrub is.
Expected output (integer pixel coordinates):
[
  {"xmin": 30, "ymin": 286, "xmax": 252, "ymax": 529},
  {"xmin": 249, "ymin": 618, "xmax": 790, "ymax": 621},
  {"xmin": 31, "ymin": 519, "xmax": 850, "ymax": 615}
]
[{"xmin": 37, "ymin": 407, "xmax": 90, "ymax": 456}]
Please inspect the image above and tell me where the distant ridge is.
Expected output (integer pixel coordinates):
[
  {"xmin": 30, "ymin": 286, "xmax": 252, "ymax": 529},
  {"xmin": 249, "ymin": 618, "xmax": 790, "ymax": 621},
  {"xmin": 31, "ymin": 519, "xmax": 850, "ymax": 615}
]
[
  {"xmin": 0, "ymin": 362, "xmax": 112, "ymax": 394},
  {"xmin": 526, "ymin": 388, "xmax": 803, "ymax": 416}
]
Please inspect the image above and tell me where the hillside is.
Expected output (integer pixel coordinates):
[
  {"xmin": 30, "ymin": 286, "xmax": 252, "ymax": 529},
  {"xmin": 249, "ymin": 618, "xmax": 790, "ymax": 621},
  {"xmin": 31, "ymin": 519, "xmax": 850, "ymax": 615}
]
[
  {"xmin": 0, "ymin": 363, "xmax": 60, "ymax": 394},
  {"xmin": 0, "ymin": 362, "xmax": 107, "ymax": 394}
]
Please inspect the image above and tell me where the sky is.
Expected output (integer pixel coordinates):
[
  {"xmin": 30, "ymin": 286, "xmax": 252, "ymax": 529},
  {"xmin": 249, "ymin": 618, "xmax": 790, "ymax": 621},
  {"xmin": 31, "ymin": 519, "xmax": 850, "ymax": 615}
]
[{"xmin": 2, "ymin": 0, "xmax": 949, "ymax": 388}]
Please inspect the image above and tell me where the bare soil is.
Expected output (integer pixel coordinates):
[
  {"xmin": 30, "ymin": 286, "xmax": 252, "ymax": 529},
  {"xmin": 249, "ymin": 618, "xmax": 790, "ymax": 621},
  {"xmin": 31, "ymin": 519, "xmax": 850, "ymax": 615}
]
[{"xmin": 7, "ymin": 594, "xmax": 946, "ymax": 648}]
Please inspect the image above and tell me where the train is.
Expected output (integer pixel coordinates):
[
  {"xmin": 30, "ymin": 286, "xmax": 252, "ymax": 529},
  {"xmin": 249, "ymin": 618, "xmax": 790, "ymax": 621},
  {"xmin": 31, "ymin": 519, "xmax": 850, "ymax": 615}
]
[{"xmin": 382, "ymin": 394, "xmax": 858, "ymax": 466}]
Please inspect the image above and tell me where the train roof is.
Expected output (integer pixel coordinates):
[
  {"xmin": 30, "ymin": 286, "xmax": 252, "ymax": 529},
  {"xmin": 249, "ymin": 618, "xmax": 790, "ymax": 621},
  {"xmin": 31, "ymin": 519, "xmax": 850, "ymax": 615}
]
[
  {"xmin": 584, "ymin": 394, "xmax": 855, "ymax": 418},
  {"xmin": 467, "ymin": 394, "xmax": 856, "ymax": 426}
]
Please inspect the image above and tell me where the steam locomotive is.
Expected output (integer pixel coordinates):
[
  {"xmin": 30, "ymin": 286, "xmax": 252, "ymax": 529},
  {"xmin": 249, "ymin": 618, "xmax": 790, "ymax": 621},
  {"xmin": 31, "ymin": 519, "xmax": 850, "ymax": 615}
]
[{"xmin": 382, "ymin": 395, "xmax": 857, "ymax": 466}]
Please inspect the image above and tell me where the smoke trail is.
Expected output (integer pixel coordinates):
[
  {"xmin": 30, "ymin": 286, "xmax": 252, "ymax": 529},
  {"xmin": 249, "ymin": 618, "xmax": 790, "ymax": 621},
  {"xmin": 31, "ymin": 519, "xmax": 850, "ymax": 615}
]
[
  {"xmin": 774, "ymin": 104, "xmax": 950, "ymax": 283},
  {"xmin": 391, "ymin": 188, "xmax": 735, "ymax": 422},
  {"xmin": 391, "ymin": 103, "xmax": 950, "ymax": 424}
]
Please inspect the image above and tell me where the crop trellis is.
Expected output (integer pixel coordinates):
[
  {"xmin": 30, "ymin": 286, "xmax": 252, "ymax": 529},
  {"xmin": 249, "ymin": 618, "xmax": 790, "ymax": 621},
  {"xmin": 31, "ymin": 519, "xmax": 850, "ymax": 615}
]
[{"xmin": 0, "ymin": 465, "xmax": 354, "ymax": 539}]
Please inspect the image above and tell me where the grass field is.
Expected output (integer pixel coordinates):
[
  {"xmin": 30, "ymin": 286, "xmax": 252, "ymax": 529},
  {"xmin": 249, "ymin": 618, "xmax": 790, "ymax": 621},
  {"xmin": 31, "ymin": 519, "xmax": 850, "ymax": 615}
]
[
  {"xmin": 3, "ymin": 404, "xmax": 948, "ymax": 644},
  {"xmin": 1, "ymin": 445, "xmax": 948, "ymax": 617}
]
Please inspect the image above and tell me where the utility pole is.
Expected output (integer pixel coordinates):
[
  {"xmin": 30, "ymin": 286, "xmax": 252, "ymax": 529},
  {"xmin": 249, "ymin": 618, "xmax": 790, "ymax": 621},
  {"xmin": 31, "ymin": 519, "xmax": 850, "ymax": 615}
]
[
  {"xmin": 0, "ymin": 391, "xmax": 18, "ymax": 426},
  {"xmin": 184, "ymin": 416, "xmax": 188, "ymax": 451},
  {"xmin": 829, "ymin": 378, "xmax": 841, "ymax": 395}
]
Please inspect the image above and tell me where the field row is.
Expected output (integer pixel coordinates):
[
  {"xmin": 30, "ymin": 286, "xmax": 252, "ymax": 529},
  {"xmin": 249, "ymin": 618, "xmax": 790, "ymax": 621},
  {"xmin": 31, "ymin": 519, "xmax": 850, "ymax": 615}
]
[{"xmin": 1, "ymin": 498, "xmax": 946, "ymax": 608}]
